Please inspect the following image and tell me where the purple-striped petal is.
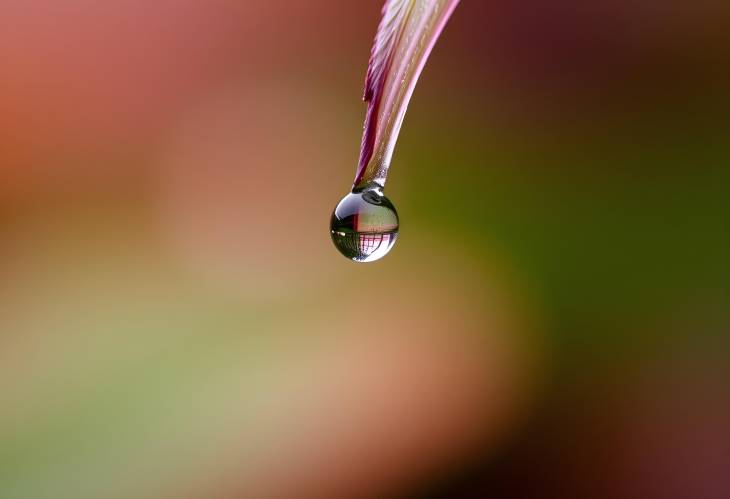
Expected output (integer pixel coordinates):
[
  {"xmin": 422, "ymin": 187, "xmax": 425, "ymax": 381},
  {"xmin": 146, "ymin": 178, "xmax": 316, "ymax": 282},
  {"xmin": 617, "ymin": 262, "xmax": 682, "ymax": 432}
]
[{"xmin": 354, "ymin": 0, "xmax": 460, "ymax": 188}]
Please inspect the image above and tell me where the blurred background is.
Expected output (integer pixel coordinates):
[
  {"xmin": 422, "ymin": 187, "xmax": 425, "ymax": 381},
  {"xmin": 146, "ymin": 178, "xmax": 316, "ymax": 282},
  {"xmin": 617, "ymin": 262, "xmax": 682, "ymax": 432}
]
[{"xmin": 1, "ymin": 1, "xmax": 728, "ymax": 498}]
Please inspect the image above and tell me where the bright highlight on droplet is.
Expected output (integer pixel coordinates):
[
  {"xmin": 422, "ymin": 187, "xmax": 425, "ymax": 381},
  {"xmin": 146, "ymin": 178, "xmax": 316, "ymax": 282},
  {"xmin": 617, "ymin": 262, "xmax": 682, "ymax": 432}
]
[{"xmin": 330, "ymin": 185, "xmax": 398, "ymax": 263}]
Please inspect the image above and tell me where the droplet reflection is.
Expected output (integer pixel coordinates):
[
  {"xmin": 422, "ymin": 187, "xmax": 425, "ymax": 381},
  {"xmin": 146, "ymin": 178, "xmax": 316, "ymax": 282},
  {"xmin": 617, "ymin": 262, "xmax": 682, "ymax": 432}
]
[{"xmin": 330, "ymin": 185, "xmax": 399, "ymax": 262}]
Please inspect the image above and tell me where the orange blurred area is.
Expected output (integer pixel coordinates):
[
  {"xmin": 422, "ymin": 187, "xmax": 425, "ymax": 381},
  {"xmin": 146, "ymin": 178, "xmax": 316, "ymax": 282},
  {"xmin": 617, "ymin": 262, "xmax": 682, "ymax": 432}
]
[{"xmin": 1, "ymin": 1, "xmax": 728, "ymax": 498}]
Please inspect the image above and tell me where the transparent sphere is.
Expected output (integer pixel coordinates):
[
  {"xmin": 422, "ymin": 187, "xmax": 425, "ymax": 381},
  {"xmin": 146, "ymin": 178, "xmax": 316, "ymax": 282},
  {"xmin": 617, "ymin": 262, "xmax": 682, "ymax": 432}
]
[{"xmin": 330, "ymin": 186, "xmax": 399, "ymax": 263}]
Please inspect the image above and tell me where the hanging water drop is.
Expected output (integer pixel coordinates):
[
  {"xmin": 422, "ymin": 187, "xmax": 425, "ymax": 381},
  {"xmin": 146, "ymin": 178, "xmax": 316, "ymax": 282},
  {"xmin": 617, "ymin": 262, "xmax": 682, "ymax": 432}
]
[
  {"xmin": 330, "ymin": 0, "xmax": 459, "ymax": 262},
  {"xmin": 330, "ymin": 185, "xmax": 398, "ymax": 263}
]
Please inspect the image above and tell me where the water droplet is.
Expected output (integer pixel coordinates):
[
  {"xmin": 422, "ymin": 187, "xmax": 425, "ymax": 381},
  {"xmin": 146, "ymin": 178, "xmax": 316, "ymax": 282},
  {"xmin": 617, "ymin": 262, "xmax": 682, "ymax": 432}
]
[{"xmin": 330, "ymin": 185, "xmax": 399, "ymax": 263}]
